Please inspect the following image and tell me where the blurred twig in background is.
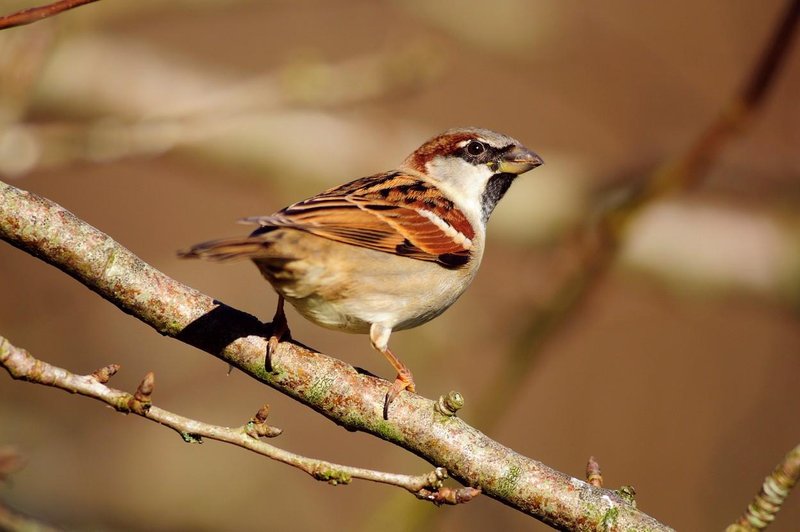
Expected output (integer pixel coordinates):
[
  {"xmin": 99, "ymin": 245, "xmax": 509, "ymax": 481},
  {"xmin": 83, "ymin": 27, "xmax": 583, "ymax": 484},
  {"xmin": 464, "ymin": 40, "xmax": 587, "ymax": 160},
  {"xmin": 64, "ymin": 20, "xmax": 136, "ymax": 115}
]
[
  {"xmin": 0, "ymin": 446, "xmax": 60, "ymax": 532},
  {"xmin": 0, "ymin": 502, "xmax": 61, "ymax": 532},
  {"xmin": 471, "ymin": 0, "xmax": 800, "ymax": 429},
  {"xmin": 0, "ymin": 33, "xmax": 442, "ymax": 178},
  {"xmin": 0, "ymin": 0, "xmax": 99, "ymax": 30}
]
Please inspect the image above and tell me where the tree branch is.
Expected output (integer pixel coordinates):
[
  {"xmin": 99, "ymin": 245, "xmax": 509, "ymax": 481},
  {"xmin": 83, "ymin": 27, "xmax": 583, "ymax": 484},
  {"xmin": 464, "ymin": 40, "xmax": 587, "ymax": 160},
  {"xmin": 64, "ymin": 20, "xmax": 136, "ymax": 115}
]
[
  {"xmin": 0, "ymin": 336, "xmax": 478, "ymax": 503},
  {"xmin": 727, "ymin": 444, "xmax": 800, "ymax": 531},
  {"xmin": 0, "ymin": 180, "xmax": 671, "ymax": 530},
  {"xmin": 0, "ymin": 0, "xmax": 100, "ymax": 30}
]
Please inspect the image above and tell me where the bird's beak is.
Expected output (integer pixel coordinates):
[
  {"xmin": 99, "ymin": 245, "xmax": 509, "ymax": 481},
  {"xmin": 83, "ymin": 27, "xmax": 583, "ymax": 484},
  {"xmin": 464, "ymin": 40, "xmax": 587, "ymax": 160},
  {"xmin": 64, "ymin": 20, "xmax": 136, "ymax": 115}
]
[{"xmin": 495, "ymin": 145, "xmax": 544, "ymax": 175}]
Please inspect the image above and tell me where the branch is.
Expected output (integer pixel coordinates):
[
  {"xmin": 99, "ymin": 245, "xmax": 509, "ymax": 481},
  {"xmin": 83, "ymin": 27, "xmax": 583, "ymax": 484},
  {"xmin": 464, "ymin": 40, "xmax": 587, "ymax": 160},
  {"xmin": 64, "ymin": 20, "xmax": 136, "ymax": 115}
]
[
  {"xmin": 0, "ymin": 181, "xmax": 670, "ymax": 531},
  {"xmin": 0, "ymin": 336, "xmax": 476, "ymax": 503},
  {"xmin": 0, "ymin": 0, "xmax": 100, "ymax": 30},
  {"xmin": 727, "ymin": 444, "xmax": 800, "ymax": 531}
]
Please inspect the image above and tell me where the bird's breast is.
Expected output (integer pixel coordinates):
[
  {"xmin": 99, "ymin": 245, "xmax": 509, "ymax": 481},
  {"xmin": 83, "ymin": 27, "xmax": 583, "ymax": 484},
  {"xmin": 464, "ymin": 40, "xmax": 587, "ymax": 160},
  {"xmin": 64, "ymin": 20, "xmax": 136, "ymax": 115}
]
[{"xmin": 253, "ymin": 229, "xmax": 483, "ymax": 333}]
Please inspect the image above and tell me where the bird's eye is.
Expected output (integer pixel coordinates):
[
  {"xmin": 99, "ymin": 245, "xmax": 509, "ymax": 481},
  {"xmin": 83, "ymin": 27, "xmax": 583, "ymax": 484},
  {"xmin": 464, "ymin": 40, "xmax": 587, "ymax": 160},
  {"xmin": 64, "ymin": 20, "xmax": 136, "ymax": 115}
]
[{"xmin": 466, "ymin": 140, "xmax": 485, "ymax": 156}]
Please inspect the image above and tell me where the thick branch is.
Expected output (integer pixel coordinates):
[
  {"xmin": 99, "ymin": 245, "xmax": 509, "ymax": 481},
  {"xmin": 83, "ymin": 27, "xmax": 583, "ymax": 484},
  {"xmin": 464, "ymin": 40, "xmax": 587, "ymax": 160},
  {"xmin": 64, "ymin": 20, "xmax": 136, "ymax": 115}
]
[
  {"xmin": 0, "ymin": 0, "xmax": 100, "ymax": 30},
  {"xmin": 0, "ymin": 180, "xmax": 670, "ymax": 530}
]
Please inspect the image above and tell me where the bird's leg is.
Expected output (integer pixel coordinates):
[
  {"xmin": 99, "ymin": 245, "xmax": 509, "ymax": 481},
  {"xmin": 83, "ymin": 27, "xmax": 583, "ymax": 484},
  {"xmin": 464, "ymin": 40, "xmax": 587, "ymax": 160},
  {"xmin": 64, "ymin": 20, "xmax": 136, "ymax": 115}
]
[
  {"xmin": 370, "ymin": 323, "xmax": 415, "ymax": 420},
  {"xmin": 266, "ymin": 295, "xmax": 290, "ymax": 372}
]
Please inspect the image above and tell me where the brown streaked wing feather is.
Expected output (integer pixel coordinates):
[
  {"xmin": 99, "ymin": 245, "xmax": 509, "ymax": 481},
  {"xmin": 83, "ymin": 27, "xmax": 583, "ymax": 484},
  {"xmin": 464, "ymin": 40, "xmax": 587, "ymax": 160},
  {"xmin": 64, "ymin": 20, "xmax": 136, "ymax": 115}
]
[{"xmin": 243, "ymin": 173, "xmax": 473, "ymax": 268}]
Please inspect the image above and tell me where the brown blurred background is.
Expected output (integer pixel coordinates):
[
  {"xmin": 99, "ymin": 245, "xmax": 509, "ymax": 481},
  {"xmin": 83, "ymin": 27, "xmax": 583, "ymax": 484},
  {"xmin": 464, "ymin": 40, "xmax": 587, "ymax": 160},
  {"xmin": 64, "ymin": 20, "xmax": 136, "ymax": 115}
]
[{"xmin": 1, "ymin": 1, "xmax": 799, "ymax": 530}]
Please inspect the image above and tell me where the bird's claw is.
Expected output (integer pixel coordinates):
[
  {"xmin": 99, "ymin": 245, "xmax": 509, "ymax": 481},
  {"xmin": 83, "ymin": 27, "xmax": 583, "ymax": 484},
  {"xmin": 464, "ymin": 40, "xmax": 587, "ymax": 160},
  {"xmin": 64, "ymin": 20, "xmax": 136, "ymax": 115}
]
[{"xmin": 383, "ymin": 370, "xmax": 415, "ymax": 420}]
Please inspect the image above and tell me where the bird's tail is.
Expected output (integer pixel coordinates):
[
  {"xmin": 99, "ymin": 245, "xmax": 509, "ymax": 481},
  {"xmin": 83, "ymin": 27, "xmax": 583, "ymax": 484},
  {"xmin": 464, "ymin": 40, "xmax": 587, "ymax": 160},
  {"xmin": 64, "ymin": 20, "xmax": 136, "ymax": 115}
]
[{"xmin": 178, "ymin": 236, "xmax": 272, "ymax": 262}]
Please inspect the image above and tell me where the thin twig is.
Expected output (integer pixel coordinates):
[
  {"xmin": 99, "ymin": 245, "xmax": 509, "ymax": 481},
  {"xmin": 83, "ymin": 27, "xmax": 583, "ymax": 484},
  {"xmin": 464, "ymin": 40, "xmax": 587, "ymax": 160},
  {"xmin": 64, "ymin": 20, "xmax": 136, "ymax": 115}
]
[
  {"xmin": 0, "ymin": 180, "xmax": 671, "ymax": 531},
  {"xmin": 0, "ymin": 0, "xmax": 100, "ymax": 30},
  {"xmin": 0, "ymin": 335, "xmax": 469, "ymax": 501},
  {"xmin": 726, "ymin": 444, "xmax": 800, "ymax": 531}
]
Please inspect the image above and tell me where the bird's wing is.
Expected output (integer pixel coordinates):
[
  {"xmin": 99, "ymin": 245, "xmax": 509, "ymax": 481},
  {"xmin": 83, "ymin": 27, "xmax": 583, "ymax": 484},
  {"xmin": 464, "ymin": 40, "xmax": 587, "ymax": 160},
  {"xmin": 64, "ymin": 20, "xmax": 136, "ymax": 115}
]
[{"xmin": 242, "ymin": 173, "xmax": 475, "ymax": 269}]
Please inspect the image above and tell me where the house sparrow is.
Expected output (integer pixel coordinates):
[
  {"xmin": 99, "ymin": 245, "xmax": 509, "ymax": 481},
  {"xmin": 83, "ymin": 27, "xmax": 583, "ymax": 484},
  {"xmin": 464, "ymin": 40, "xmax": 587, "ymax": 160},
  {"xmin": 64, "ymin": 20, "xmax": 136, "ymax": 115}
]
[{"xmin": 180, "ymin": 127, "xmax": 542, "ymax": 418}]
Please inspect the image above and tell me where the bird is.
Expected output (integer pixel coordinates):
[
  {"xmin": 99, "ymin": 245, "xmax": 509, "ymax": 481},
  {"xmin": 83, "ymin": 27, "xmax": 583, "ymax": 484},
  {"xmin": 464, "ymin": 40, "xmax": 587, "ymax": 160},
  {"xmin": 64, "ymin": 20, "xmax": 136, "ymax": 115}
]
[{"xmin": 179, "ymin": 127, "xmax": 543, "ymax": 419}]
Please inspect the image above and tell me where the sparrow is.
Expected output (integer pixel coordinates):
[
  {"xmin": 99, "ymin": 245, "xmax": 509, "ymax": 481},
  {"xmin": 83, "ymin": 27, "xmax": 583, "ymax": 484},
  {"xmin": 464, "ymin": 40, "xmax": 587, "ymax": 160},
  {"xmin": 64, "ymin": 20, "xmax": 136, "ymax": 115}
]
[{"xmin": 180, "ymin": 127, "xmax": 543, "ymax": 419}]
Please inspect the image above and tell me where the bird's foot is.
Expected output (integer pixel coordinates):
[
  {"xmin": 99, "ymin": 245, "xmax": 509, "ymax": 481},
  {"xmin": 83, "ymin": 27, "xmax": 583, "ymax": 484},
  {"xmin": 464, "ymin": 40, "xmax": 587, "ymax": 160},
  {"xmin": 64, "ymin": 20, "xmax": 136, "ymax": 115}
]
[
  {"xmin": 266, "ymin": 296, "xmax": 290, "ymax": 372},
  {"xmin": 383, "ymin": 368, "xmax": 415, "ymax": 420}
]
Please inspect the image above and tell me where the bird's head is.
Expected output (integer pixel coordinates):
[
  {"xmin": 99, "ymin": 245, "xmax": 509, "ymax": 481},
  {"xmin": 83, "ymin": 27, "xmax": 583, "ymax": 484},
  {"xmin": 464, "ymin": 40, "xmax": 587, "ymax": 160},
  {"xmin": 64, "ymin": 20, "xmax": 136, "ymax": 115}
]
[{"xmin": 401, "ymin": 127, "xmax": 543, "ymax": 222}]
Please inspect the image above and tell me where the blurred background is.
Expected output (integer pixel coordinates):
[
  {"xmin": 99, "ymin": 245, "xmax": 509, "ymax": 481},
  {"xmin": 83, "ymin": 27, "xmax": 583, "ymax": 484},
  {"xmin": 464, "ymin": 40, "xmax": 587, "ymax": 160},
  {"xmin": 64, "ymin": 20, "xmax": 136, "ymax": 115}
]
[{"xmin": 1, "ymin": 1, "xmax": 799, "ymax": 530}]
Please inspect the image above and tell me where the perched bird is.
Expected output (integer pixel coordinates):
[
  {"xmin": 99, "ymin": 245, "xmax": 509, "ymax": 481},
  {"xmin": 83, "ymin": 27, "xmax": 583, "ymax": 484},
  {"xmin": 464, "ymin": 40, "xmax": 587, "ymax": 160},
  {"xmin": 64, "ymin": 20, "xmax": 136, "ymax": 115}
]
[{"xmin": 180, "ymin": 127, "xmax": 543, "ymax": 418}]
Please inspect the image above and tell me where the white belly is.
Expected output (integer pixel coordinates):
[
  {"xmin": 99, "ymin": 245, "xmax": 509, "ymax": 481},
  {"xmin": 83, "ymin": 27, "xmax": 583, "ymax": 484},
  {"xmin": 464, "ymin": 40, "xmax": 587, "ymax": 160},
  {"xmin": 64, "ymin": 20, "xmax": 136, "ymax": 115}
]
[{"xmin": 254, "ymin": 232, "xmax": 482, "ymax": 333}]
